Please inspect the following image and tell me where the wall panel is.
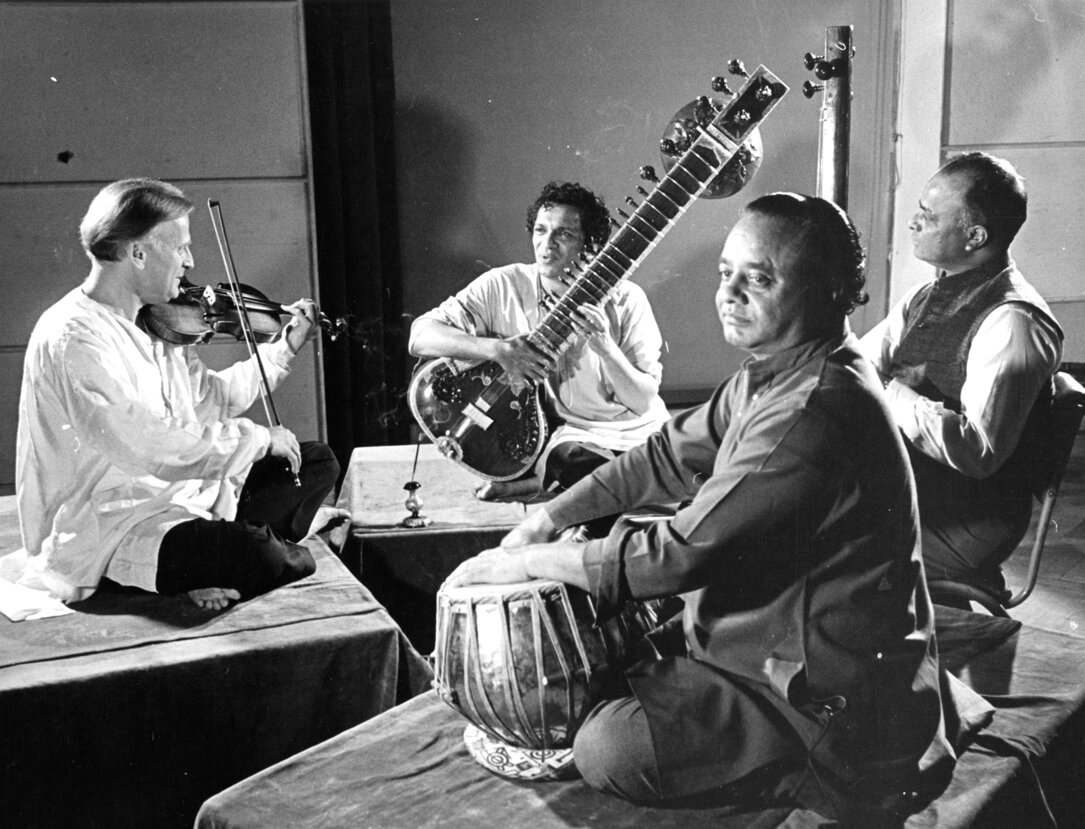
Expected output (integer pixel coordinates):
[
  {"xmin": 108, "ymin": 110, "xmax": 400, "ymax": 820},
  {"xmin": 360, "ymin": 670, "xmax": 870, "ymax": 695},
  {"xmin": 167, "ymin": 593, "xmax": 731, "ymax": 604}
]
[
  {"xmin": 947, "ymin": 0, "xmax": 1085, "ymax": 146},
  {"xmin": 997, "ymin": 145, "xmax": 1085, "ymax": 307},
  {"xmin": 0, "ymin": 352, "xmax": 23, "ymax": 502},
  {"xmin": 0, "ymin": 1, "xmax": 307, "ymax": 182},
  {"xmin": 0, "ymin": 0, "xmax": 321, "ymax": 493}
]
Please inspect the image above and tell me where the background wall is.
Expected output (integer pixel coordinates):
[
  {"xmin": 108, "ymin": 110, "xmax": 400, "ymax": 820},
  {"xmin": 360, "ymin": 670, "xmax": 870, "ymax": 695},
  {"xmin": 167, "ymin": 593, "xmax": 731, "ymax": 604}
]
[
  {"xmin": 388, "ymin": 0, "xmax": 898, "ymax": 403},
  {"xmin": 0, "ymin": 0, "xmax": 324, "ymax": 494}
]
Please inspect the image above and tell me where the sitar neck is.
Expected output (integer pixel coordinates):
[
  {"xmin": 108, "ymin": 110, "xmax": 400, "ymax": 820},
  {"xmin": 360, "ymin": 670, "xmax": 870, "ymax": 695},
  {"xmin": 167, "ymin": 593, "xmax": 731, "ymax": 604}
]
[{"xmin": 527, "ymin": 66, "xmax": 786, "ymax": 360}]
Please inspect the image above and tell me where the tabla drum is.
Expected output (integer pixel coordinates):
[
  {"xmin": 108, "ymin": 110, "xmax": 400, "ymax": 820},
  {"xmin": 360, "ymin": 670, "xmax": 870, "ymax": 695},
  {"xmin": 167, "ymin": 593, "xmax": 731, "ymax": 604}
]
[{"xmin": 433, "ymin": 579, "xmax": 654, "ymax": 781}]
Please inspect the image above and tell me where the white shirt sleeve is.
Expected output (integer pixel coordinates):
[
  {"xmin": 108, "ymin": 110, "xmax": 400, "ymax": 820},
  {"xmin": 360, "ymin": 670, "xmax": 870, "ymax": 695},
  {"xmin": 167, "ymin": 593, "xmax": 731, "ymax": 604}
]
[
  {"xmin": 857, "ymin": 288, "xmax": 913, "ymax": 377},
  {"xmin": 882, "ymin": 303, "xmax": 1062, "ymax": 477}
]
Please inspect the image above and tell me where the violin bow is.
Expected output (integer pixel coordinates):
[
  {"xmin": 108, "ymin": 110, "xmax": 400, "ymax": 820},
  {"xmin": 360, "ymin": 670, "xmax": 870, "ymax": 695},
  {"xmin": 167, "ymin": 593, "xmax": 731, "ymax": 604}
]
[{"xmin": 207, "ymin": 199, "xmax": 299, "ymax": 486}]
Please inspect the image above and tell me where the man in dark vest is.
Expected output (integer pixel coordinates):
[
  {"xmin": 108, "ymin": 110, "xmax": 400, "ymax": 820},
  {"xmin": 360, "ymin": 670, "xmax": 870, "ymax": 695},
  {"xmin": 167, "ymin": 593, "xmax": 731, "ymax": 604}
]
[{"xmin": 860, "ymin": 152, "xmax": 1063, "ymax": 600}]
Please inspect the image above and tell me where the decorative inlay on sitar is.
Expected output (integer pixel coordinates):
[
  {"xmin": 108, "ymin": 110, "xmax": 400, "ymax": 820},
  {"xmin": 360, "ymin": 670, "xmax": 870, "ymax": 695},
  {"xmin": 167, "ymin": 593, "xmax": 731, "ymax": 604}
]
[{"xmin": 410, "ymin": 64, "xmax": 789, "ymax": 481}]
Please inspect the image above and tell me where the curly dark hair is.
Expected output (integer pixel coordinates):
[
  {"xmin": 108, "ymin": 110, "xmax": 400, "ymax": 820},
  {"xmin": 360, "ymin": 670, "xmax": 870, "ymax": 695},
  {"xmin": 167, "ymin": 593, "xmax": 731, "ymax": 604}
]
[
  {"xmin": 525, "ymin": 181, "xmax": 612, "ymax": 251},
  {"xmin": 938, "ymin": 151, "xmax": 1027, "ymax": 248},
  {"xmin": 743, "ymin": 192, "xmax": 869, "ymax": 318}
]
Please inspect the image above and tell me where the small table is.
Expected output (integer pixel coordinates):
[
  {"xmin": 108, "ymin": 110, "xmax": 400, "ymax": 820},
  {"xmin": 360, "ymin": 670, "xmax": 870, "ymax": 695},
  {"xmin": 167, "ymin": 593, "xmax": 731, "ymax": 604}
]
[{"xmin": 334, "ymin": 444, "xmax": 531, "ymax": 652}]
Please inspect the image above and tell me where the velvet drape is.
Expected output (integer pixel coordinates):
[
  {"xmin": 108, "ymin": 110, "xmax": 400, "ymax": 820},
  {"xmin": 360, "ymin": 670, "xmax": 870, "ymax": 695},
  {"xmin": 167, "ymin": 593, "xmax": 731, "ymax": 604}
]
[{"xmin": 304, "ymin": 0, "xmax": 411, "ymax": 475}]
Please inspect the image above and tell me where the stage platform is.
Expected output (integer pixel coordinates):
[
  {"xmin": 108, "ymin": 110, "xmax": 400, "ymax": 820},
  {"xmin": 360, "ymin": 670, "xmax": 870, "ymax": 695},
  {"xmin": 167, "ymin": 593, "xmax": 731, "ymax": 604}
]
[
  {"xmin": 0, "ymin": 495, "xmax": 432, "ymax": 829},
  {"xmin": 194, "ymin": 433, "xmax": 1085, "ymax": 827},
  {"xmin": 194, "ymin": 606, "xmax": 1085, "ymax": 828},
  {"xmin": 335, "ymin": 443, "xmax": 529, "ymax": 652}
]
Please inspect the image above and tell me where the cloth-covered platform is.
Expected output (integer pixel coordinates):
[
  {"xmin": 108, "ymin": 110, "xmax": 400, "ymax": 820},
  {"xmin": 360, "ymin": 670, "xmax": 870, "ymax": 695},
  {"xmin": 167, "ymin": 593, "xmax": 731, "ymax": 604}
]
[
  {"xmin": 0, "ymin": 496, "xmax": 433, "ymax": 829},
  {"xmin": 336, "ymin": 444, "xmax": 527, "ymax": 652},
  {"xmin": 194, "ymin": 607, "xmax": 1085, "ymax": 829}
]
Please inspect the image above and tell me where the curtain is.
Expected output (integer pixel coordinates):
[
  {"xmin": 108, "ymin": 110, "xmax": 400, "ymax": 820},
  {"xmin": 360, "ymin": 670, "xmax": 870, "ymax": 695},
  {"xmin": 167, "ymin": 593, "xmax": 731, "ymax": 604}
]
[{"xmin": 304, "ymin": 0, "xmax": 411, "ymax": 476}]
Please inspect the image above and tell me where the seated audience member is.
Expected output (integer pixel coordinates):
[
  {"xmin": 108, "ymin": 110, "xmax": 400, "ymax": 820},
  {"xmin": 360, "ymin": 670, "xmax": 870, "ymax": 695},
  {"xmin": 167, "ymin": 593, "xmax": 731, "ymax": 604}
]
[
  {"xmin": 447, "ymin": 193, "xmax": 987, "ymax": 817},
  {"xmin": 409, "ymin": 181, "xmax": 670, "ymax": 501},
  {"xmin": 16, "ymin": 178, "xmax": 337, "ymax": 611},
  {"xmin": 859, "ymin": 152, "xmax": 1063, "ymax": 598}
]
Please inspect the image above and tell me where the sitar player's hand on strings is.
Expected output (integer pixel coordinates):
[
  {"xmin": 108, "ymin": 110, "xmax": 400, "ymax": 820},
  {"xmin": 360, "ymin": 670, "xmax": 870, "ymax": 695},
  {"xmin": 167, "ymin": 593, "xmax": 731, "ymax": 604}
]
[
  {"xmin": 493, "ymin": 333, "xmax": 553, "ymax": 386},
  {"xmin": 570, "ymin": 301, "xmax": 616, "ymax": 357}
]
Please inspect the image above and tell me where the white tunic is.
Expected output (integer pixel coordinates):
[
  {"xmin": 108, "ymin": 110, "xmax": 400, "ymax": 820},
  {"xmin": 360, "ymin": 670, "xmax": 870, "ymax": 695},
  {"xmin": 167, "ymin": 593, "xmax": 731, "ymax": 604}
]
[
  {"xmin": 414, "ymin": 263, "xmax": 670, "ymax": 457},
  {"xmin": 16, "ymin": 288, "xmax": 295, "ymax": 602}
]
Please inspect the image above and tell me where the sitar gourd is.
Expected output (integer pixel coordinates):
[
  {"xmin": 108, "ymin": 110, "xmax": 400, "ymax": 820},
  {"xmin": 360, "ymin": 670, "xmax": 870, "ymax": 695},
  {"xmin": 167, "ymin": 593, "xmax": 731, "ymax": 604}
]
[{"xmin": 409, "ymin": 64, "xmax": 789, "ymax": 481}]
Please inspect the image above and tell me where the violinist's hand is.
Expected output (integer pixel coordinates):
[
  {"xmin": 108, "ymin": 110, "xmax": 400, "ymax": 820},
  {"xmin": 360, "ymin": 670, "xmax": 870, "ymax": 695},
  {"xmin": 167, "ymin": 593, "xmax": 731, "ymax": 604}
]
[
  {"xmin": 267, "ymin": 425, "xmax": 302, "ymax": 476},
  {"xmin": 282, "ymin": 299, "xmax": 320, "ymax": 353}
]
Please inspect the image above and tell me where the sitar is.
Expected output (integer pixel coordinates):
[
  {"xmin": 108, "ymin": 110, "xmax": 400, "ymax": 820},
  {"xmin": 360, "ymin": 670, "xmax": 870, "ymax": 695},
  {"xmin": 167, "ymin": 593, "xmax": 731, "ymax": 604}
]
[
  {"xmin": 409, "ymin": 65, "xmax": 789, "ymax": 481},
  {"xmin": 803, "ymin": 24, "xmax": 853, "ymax": 207}
]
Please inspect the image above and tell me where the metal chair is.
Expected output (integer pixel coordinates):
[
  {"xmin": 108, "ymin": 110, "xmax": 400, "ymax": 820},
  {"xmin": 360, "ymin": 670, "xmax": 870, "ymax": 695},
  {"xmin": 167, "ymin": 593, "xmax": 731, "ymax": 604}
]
[{"xmin": 928, "ymin": 371, "xmax": 1085, "ymax": 617}]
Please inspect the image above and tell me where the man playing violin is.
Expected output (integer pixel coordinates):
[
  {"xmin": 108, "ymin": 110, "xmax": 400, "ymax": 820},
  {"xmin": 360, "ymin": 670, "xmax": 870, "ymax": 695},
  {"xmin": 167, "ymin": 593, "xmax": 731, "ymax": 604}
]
[
  {"xmin": 409, "ymin": 180, "xmax": 670, "ymax": 501},
  {"xmin": 15, "ymin": 178, "xmax": 337, "ymax": 611}
]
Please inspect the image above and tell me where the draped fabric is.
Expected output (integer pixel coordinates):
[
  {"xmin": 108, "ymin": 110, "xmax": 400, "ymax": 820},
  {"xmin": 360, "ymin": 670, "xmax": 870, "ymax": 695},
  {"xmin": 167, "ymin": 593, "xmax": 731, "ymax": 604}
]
[
  {"xmin": 1, "ymin": 536, "xmax": 433, "ymax": 829},
  {"xmin": 304, "ymin": 0, "xmax": 411, "ymax": 474},
  {"xmin": 195, "ymin": 610, "xmax": 1085, "ymax": 829}
]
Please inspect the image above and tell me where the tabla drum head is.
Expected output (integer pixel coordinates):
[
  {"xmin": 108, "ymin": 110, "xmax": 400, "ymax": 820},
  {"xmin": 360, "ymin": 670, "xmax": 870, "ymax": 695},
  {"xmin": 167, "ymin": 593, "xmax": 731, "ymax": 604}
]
[{"xmin": 462, "ymin": 724, "xmax": 578, "ymax": 782}]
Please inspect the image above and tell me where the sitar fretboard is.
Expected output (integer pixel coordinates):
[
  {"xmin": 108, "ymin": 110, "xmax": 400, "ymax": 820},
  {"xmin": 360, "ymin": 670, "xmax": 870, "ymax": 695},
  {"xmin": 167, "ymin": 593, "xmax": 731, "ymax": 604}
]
[{"xmin": 527, "ymin": 66, "xmax": 786, "ymax": 360}]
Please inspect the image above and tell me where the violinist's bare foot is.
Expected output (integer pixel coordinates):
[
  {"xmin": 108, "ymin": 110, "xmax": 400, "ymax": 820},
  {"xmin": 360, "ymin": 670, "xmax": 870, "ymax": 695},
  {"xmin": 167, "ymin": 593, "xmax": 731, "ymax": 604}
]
[
  {"xmin": 187, "ymin": 587, "xmax": 241, "ymax": 611},
  {"xmin": 474, "ymin": 475, "xmax": 544, "ymax": 503}
]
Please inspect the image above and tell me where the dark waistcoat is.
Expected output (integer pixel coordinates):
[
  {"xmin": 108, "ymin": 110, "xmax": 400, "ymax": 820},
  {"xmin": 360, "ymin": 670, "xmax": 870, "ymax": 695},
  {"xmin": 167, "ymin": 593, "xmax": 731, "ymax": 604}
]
[{"xmin": 889, "ymin": 262, "xmax": 1062, "ymax": 513}]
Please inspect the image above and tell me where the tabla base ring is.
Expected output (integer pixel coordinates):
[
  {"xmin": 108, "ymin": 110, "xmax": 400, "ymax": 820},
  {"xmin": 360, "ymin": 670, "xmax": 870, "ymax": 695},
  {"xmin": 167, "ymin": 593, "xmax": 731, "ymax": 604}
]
[{"xmin": 463, "ymin": 724, "xmax": 578, "ymax": 781}]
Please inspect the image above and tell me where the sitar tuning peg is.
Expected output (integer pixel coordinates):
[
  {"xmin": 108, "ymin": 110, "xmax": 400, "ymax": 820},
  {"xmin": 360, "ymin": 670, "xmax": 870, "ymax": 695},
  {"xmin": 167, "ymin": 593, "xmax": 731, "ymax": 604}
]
[
  {"xmin": 802, "ymin": 80, "xmax": 824, "ymax": 99},
  {"xmin": 617, "ymin": 208, "xmax": 631, "ymax": 220},
  {"xmin": 636, "ymin": 185, "xmax": 650, "ymax": 198},
  {"xmin": 609, "ymin": 216, "xmax": 621, "ymax": 229},
  {"xmin": 710, "ymin": 76, "xmax": 733, "ymax": 96},
  {"xmin": 694, "ymin": 95, "xmax": 716, "ymax": 127},
  {"xmin": 625, "ymin": 196, "xmax": 639, "ymax": 209},
  {"xmin": 639, "ymin": 165, "xmax": 659, "ymax": 183},
  {"xmin": 660, "ymin": 137, "xmax": 679, "ymax": 157},
  {"xmin": 727, "ymin": 59, "xmax": 748, "ymax": 78},
  {"xmin": 804, "ymin": 50, "xmax": 843, "ymax": 81}
]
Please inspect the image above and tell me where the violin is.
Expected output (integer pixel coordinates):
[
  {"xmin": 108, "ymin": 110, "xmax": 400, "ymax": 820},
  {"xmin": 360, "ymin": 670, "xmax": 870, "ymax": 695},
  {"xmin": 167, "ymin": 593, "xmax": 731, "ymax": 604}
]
[
  {"xmin": 141, "ymin": 199, "xmax": 341, "ymax": 487},
  {"xmin": 139, "ymin": 277, "xmax": 345, "ymax": 346}
]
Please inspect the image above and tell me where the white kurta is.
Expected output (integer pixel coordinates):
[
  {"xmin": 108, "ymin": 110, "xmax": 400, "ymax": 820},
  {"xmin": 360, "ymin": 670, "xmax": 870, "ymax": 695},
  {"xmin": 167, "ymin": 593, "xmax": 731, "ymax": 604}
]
[
  {"xmin": 415, "ymin": 263, "xmax": 671, "ymax": 456},
  {"xmin": 16, "ymin": 288, "xmax": 295, "ymax": 602}
]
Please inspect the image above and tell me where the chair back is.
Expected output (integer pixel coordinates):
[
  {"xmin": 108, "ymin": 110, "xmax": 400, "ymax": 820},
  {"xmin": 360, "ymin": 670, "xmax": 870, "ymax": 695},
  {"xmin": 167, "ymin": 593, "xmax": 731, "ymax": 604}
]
[
  {"xmin": 1029, "ymin": 371, "xmax": 1085, "ymax": 503},
  {"xmin": 930, "ymin": 370, "xmax": 1084, "ymax": 615}
]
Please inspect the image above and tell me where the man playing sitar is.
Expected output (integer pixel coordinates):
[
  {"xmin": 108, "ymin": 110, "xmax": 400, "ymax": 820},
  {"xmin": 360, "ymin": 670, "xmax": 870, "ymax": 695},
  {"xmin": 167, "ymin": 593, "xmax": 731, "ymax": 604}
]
[{"xmin": 409, "ymin": 181, "xmax": 670, "ymax": 501}]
